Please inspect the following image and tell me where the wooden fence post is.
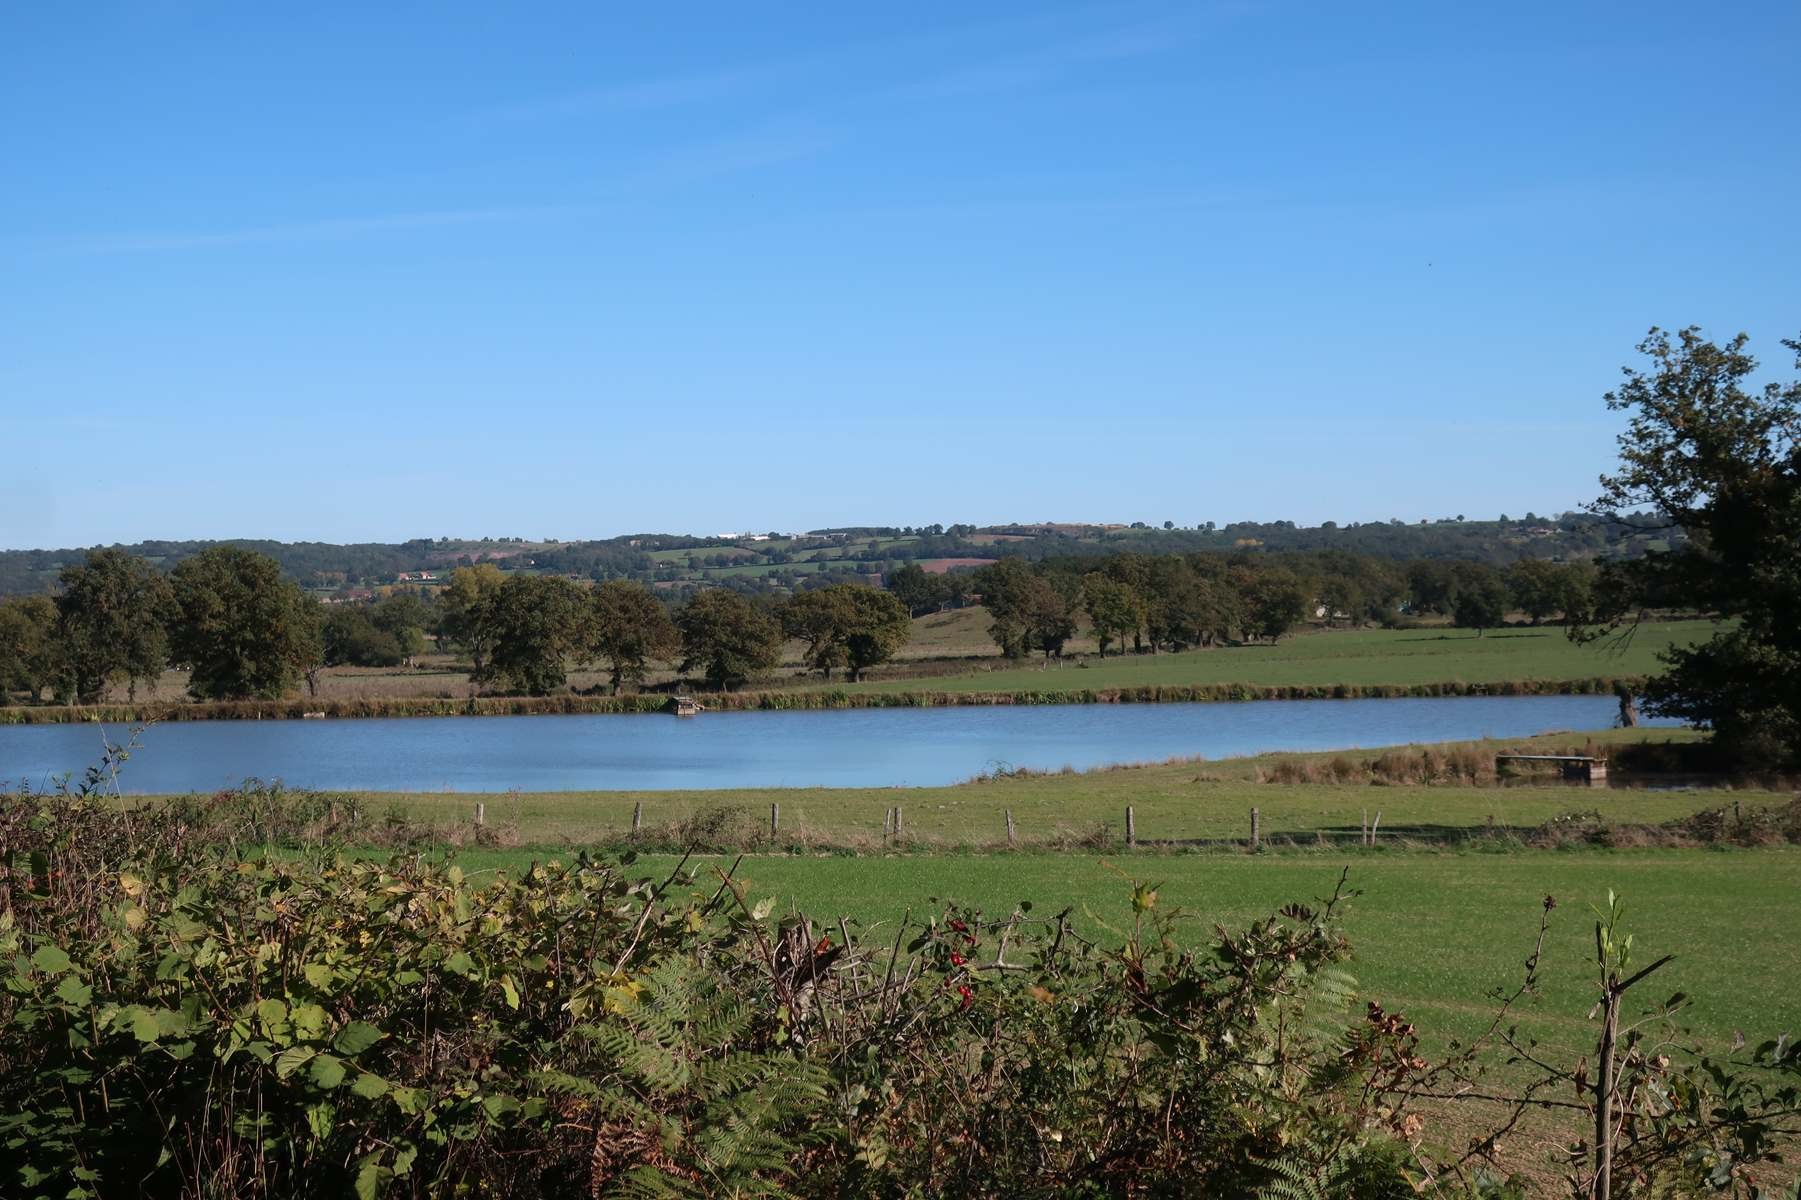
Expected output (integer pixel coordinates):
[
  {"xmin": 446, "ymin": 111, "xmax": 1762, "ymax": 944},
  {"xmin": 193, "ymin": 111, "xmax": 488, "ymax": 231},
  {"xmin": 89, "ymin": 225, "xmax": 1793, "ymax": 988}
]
[
  {"xmin": 1125, "ymin": 805, "xmax": 1136, "ymax": 848},
  {"xmin": 1370, "ymin": 811, "xmax": 1382, "ymax": 845},
  {"xmin": 770, "ymin": 802, "xmax": 780, "ymax": 840},
  {"xmin": 633, "ymin": 801, "xmax": 643, "ymax": 832},
  {"xmin": 883, "ymin": 806, "xmax": 893, "ymax": 841},
  {"xmin": 475, "ymin": 801, "xmax": 485, "ymax": 827},
  {"xmin": 1005, "ymin": 809, "xmax": 1016, "ymax": 847},
  {"xmin": 893, "ymin": 806, "xmax": 903, "ymax": 840},
  {"xmin": 1250, "ymin": 807, "xmax": 1260, "ymax": 850},
  {"xmin": 1362, "ymin": 808, "xmax": 1369, "ymax": 847}
]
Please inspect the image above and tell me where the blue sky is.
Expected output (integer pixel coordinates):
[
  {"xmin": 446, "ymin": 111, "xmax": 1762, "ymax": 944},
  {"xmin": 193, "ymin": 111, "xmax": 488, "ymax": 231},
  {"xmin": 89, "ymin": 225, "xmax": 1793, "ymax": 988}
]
[{"xmin": 3, "ymin": 1, "xmax": 1796, "ymax": 549}]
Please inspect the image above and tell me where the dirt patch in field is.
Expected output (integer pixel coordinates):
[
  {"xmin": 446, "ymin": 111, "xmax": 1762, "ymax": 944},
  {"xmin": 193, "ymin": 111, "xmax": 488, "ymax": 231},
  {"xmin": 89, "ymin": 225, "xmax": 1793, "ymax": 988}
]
[{"xmin": 918, "ymin": 557, "xmax": 994, "ymax": 573}]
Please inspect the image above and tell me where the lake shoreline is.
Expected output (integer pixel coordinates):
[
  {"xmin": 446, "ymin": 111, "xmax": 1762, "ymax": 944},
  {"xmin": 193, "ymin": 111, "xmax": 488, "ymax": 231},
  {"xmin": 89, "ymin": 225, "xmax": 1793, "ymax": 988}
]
[{"xmin": 0, "ymin": 673, "xmax": 1647, "ymax": 725}]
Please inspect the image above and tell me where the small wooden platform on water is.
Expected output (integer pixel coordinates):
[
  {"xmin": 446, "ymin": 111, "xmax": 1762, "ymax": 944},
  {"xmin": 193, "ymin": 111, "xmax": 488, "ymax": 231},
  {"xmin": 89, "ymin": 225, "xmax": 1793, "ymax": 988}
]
[
  {"xmin": 1495, "ymin": 754, "xmax": 1607, "ymax": 784},
  {"xmin": 670, "ymin": 695, "xmax": 704, "ymax": 716}
]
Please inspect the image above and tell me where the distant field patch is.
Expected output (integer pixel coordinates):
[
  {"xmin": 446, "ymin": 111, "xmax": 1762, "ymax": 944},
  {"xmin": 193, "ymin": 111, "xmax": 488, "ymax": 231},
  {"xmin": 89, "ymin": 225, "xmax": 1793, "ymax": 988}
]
[{"xmin": 916, "ymin": 557, "xmax": 992, "ymax": 573}]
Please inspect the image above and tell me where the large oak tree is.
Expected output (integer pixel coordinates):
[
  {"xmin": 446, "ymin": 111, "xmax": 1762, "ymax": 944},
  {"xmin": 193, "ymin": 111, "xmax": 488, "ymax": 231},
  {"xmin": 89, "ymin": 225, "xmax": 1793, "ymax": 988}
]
[{"xmin": 1585, "ymin": 327, "xmax": 1801, "ymax": 767}]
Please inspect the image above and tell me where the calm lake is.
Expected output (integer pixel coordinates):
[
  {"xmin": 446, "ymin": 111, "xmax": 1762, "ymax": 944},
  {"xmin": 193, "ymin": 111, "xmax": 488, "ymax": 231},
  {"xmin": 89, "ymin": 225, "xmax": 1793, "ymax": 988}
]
[{"xmin": 0, "ymin": 695, "xmax": 1674, "ymax": 794}]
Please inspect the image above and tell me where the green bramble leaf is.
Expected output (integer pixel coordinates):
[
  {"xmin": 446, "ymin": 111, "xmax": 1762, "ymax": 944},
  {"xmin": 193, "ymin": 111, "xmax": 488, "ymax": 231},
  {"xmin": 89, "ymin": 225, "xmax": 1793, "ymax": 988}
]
[
  {"xmin": 274, "ymin": 1046, "xmax": 316, "ymax": 1079},
  {"xmin": 351, "ymin": 1071, "xmax": 390, "ymax": 1099},
  {"xmin": 31, "ymin": 945, "xmax": 72, "ymax": 975},
  {"xmin": 309, "ymin": 1053, "xmax": 347, "ymax": 1090},
  {"xmin": 333, "ymin": 1021, "xmax": 384, "ymax": 1056}
]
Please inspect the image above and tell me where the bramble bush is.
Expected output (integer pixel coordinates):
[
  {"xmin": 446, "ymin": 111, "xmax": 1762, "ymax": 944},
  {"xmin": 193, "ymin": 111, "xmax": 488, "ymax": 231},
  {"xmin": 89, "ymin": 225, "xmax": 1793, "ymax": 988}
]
[{"xmin": 2, "ymin": 759, "xmax": 1798, "ymax": 1197}]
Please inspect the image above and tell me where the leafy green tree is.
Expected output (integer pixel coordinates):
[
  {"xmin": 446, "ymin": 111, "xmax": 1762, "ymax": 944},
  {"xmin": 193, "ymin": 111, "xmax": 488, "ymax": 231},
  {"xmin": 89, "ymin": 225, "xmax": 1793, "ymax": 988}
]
[
  {"xmin": 1404, "ymin": 560, "xmax": 1458, "ymax": 616},
  {"xmin": 973, "ymin": 558, "xmax": 1037, "ymax": 658},
  {"xmin": 884, "ymin": 563, "xmax": 948, "ymax": 617},
  {"xmin": 678, "ymin": 588, "xmax": 781, "ymax": 690},
  {"xmin": 169, "ymin": 546, "xmax": 322, "ymax": 699},
  {"xmin": 438, "ymin": 563, "xmax": 505, "ymax": 677},
  {"xmin": 781, "ymin": 587, "xmax": 851, "ymax": 679},
  {"xmin": 1024, "ymin": 580, "xmax": 1077, "ymax": 658},
  {"xmin": 54, "ymin": 549, "xmax": 174, "ymax": 703},
  {"xmin": 371, "ymin": 593, "xmax": 433, "ymax": 664},
  {"xmin": 588, "ymin": 580, "xmax": 679, "ymax": 693},
  {"xmin": 486, "ymin": 575, "xmax": 590, "ymax": 695},
  {"xmin": 1241, "ymin": 566, "xmax": 1310, "ymax": 643},
  {"xmin": 1146, "ymin": 559, "xmax": 1233, "ymax": 651},
  {"xmin": 322, "ymin": 607, "xmax": 406, "ymax": 668},
  {"xmin": 1585, "ymin": 327, "xmax": 1801, "ymax": 767},
  {"xmin": 0, "ymin": 595, "xmax": 60, "ymax": 702},
  {"xmin": 782, "ymin": 585, "xmax": 912, "ymax": 680},
  {"xmin": 1451, "ymin": 565, "xmax": 1509, "ymax": 635},
  {"xmin": 1506, "ymin": 559, "xmax": 1593, "ymax": 625},
  {"xmin": 1081, "ymin": 573, "xmax": 1144, "ymax": 657},
  {"xmin": 840, "ymin": 585, "xmax": 912, "ymax": 681}
]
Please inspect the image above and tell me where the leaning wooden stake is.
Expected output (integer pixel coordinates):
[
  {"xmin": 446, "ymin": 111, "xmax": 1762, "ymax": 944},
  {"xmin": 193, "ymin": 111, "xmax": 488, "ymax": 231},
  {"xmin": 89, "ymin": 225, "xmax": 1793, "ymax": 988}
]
[
  {"xmin": 1005, "ymin": 809, "xmax": 1016, "ymax": 847},
  {"xmin": 1250, "ymin": 807, "xmax": 1260, "ymax": 850},
  {"xmin": 1370, "ymin": 811, "xmax": 1382, "ymax": 845},
  {"xmin": 632, "ymin": 801, "xmax": 643, "ymax": 832},
  {"xmin": 1125, "ymin": 805, "xmax": 1137, "ymax": 848}
]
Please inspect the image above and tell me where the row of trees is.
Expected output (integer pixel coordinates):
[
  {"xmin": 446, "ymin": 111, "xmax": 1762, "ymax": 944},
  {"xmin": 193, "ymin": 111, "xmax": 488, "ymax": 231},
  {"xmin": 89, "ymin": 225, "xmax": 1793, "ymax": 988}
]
[
  {"xmin": 939, "ymin": 550, "xmax": 1598, "ymax": 660},
  {"xmin": 0, "ymin": 550, "xmax": 917, "ymax": 704}
]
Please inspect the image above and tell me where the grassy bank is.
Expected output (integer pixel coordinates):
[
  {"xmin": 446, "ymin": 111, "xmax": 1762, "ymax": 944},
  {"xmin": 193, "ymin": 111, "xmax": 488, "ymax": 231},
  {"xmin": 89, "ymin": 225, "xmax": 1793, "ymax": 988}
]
[
  {"xmin": 146, "ymin": 729, "xmax": 1786, "ymax": 847},
  {"xmin": 0, "ymin": 673, "xmax": 1647, "ymax": 725},
  {"xmin": 0, "ymin": 620, "xmax": 1711, "ymax": 724}
]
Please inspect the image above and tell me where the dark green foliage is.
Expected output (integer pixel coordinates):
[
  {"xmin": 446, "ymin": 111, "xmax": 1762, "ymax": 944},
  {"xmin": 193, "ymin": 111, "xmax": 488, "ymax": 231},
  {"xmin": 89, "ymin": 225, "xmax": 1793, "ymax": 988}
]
[
  {"xmin": 369, "ymin": 593, "xmax": 433, "ymax": 661},
  {"xmin": 322, "ymin": 607, "xmax": 408, "ymax": 667},
  {"xmin": 1586, "ymin": 328, "xmax": 1801, "ymax": 768},
  {"xmin": 1240, "ymin": 563, "xmax": 1311, "ymax": 642},
  {"xmin": 883, "ymin": 562, "xmax": 950, "ymax": 616},
  {"xmin": 1081, "ymin": 571, "xmax": 1144, "ymax": 656},
  {"xmin": 437, "ymin": 562, "xmax": 506, "ymax": 677},
  {"xmin": 169, "ymin": 546, "xmax": 322, "ymax": 700},
  {"xmin": 677, "ymin": 588, "xmax": 781, "ymax": 690},
  {"xmin": 54, "ymin": 548, "xmax": 174, "ymax": 703},
  {"xmin": 485, "ymin": 574, "xmax": 590, "ymax": 695},
  {"xmin": 588, "ymin": 580, "xmax": 679, "ymax": 693},
  {"xmin": 1452, "ymin": 565, "xmax": 1510, "ymax": 635},
  {"xmin": 1506, "ymin": 559, "xmax": 1594, "ymax": 625},
  {"xmin": 0, "ymin": 596, "xmax": 60, "ymax": 703},
  {"xmin": 782, "ymin": 584, "xmax": 912, "ymax": 681}
]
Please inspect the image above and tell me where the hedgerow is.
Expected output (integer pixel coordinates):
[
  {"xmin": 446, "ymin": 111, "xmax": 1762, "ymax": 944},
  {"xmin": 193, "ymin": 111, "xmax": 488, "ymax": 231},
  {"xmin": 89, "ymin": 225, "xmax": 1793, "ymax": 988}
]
[{"xmin": 2, "ymin": 760, "xmax": 1797, "ymax": 1197}]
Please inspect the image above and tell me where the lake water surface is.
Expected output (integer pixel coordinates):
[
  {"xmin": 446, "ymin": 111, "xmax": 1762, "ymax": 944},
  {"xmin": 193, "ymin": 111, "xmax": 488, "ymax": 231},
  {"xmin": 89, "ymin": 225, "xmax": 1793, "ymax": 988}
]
[{"xmin": 0, "ymin": 695, "xmax": 1673, "ymax": 794}]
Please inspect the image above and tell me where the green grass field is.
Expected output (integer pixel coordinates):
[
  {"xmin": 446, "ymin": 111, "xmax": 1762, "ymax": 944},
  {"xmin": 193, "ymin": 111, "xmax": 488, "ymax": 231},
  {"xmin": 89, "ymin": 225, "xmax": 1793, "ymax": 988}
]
[
  {"xmin": 839, "ymin": 619, "xmax": 1715, "ymax": 693},
  {"xmin": 352, "ymin": 729, "xmax": 1766, "ymax": 845},
  {"xmin": 440, "ymin": 847, "xmax": 1801, "ymax": 1053}
]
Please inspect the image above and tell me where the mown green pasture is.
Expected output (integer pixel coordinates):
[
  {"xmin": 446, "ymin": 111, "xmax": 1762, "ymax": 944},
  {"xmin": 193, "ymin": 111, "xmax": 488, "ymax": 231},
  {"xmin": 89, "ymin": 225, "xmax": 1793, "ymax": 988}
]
[
  {"xmin": 840, "ymin": 619, "xmax": 1717, "ymax": 693},
  {"xmin": 447, "ymin": 846, "xmax": 1801, "ymax": 1054}
]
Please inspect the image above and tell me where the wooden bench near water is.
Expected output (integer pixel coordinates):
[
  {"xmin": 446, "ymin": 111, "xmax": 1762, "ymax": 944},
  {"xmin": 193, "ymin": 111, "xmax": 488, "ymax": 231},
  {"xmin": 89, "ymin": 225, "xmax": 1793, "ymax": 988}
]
[{"xmin": 1495, "ymin": 753, "xmax": 1608, "ymax": 784}]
